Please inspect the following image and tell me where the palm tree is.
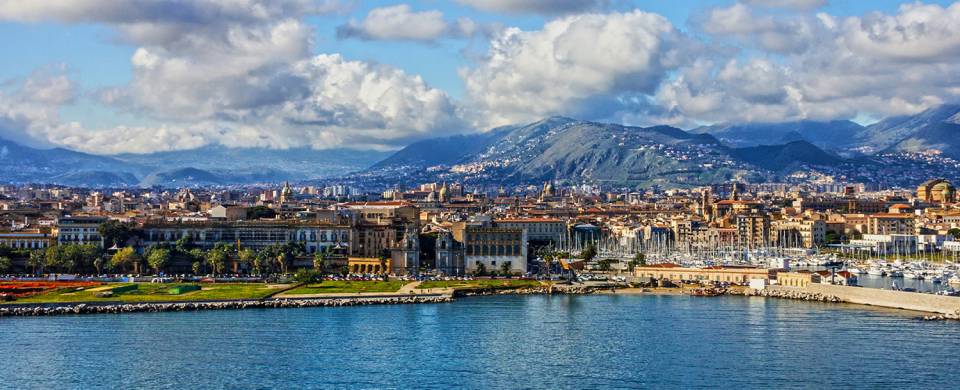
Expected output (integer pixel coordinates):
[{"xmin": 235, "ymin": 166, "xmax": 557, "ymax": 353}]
[{"xmin": 28, "ymin": 250, "xmax": 45, "ymax": 275}]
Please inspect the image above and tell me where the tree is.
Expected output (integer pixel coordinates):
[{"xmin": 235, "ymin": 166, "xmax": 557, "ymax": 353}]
[
  {"xmin": 293, "ymin": 269, "xmax": 321, "ymax": 284},
  {"xmin": 44, "ymin": 246, "xmax": 66, "ymax": 273},
  {"xmin": 28, "ymin": 250, "xmax": 45, "ymax": 275},
  {"xmin": 191, "ymin": 261, "xmax": 203, "ymax": 275},
  {"xmin": 0, "ymin": 256, "xmax": 11, "ymax": 274},
  {"xmin": 206, "ymin": 248, "xmax": 228, "ymax": 275},
  {"xmin": 474, "ymin": 262, "xmax": 487, "ymax": 276},
  {"xmin": 252, "ymin": 253, "xmax": 268, "ymax": 275},
  {"xmin": 99, "ymin": 220, "xmax": 138, "ymax": 248},
  {"xmin": 110, "ymin": 247, "xmax": 140, "ymax": 273},
  {"xmin": 313, "ymin": 250, "xmax": 328, "ymax": 273},
  {"xmin": 598, "ymin": 259, "xmax": 614, "ymax": 272},
  {"xmin": 276, "ymin": 251, "xmax": 291, "ymax": 274},
  {"xmin": 147, "ymin": 247, "xmax": 171, "ymax": 275},
  {"xmin": 500, "ymin": 261, "xmax": 511, "ymax": 276},
  {"xmin": 949, "ymin": 228, "xmax": 960, "ymax": 240},
  {"xmin": 581, "ymin": 241, "xmax": 597, "ymax": 262},
  {"xmin": 238, "ymin": 248, "xmax": 256, "ymax": 274},
  {"xmin": 628, "ymin": 252, "xmax": 646, "ymax": 270},
  {"xmin": 246, "ymin": 205, "xmax": 276, "ymax": 220},
  {"xmin": 93, "ymin": 257, "xmax": 105, "ymax": 275}
]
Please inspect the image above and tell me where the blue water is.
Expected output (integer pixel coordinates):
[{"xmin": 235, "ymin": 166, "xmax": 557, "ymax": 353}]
[{"xmin": 2, "ymin": 295, "xmax": 958, "ymax": 389}]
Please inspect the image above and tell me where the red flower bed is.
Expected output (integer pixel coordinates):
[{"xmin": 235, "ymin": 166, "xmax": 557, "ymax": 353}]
[{"xmin": 0, "ymin": 281, "xmax": 103, "ymax": 298}]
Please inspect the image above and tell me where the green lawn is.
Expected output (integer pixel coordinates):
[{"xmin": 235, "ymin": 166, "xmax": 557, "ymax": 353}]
[
  {"xmin": 7, "ymin": 283, "xmax": 288, "ymax": 304},
  {"xmin": 283, "ymin": 280, "xmax": 405, "ymax": 295},
  {"xmin": 417, "ymin": 279, "xmax": 543, "ymax": 290}
]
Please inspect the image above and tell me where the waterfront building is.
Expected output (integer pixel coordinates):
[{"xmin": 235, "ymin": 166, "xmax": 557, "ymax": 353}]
[
  {"xmin": 848, "ymin": 234, "xmax": 918, "ymax": 255},
  {"xmin": 0, "ymin": 228, "xmax": 54, "ymax": 250},
  {"xmin": 434, "ymin": 230, "xmax": 465, "ymax": 276},
  {"xmin": 494, "ymin": 217, "xmax": 566, "ymax": 243},
  {"xmin": 55, "ymin": 217, "xmax": 107, "ymax": 247},
  {"xmin": 633, "ymin": 263, "xmax": 775, "ymax": 284},
  {"xmin": 142, "ymin": 221, "xmax": 350, "ymax": 253},
  {"xmin": 462, "ymin": 227, "xmax": 527, "ymax": 274},
  {"xmin": 777, "ymin": 271, "xmax": 821, "ymax": 287},
  {"xmin": 347, "ymin": 257, "xmax": 390, "ymax": 274}
]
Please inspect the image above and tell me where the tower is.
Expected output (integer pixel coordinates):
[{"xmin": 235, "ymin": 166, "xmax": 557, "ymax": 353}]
[
  {"xmin": 439, "ymin": 182, "xmax": 448, "ymax": 203},
  {"xmin": 280, "ymin": 181, "xmax": 294, "ymax": 204},
  {"xmin": 393, "ymin": 226, "xmax": 420, "ymax": 275}
]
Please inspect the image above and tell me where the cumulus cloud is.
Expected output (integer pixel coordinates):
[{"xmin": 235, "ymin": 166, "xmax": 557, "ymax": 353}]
[
  {"xmin": 463, "ymin": 10, "xmax": 690, "ymax": 127},
  {"xmin": 700, "ymin": 3, "xmax": 821, "ymax": 53},
  {"xmin": 657, "ymin": 2, "xmax": 960, "ymax": 125},
  {"xmin": 0, "ymin": 0, "xmax": 465, "ymax": 153},
  {"xmin": 456, "ymin": 0, "xmax": 610, "ymax": 15},
  {"xmin": 459, "ymin": 1, "xmax": 960, "ymax": 129},
  {"xmin": 337, "ymin": 4, "xmax": 480, "ymax": 42}
]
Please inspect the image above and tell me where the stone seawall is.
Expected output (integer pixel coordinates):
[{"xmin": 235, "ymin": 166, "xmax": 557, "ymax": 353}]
[
  {"xmin": 766, "ymin": 284, "xmax": 960, "ymax": 318},
  {"xmin": 454, "ymin": 285, "xmax": 600, "ymax": 297},
  {"xmin": 0, "ymin": 295, "xmax": 452, "ymax": 317}
]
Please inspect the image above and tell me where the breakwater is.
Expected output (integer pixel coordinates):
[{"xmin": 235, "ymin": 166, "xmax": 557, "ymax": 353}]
[
  {"xmin": 750, "ymin": 284, "xmax": 960, "ymax": 319},
  {"xmin": 742, "ymin": 286, "xmax": 842, "ymax": 302},
  {"xmin": 0, "ymin": 295, "xmax": 452, "ymax": 317},
  {"xmin": 453, "ymin": 284, "xmax": 601, "ymax": 297}
]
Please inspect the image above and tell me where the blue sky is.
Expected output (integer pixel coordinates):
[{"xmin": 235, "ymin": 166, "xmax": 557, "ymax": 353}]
[{"xmin": 1, "ymin": 0, "xmax": 959, "ymax": 153}]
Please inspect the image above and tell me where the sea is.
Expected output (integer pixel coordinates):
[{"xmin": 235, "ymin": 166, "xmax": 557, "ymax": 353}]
[{"xmin": 1, "ymin": 294, "xmax": 957, "ymax": 389}]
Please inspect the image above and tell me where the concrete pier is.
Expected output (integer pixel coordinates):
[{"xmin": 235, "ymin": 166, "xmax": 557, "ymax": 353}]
[{"xmin": 763, "ymin": 284, "xmax": 960, "ymax": 318}]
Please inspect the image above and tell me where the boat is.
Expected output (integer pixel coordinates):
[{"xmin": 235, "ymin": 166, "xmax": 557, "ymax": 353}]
[
  {"xmin": 848, "ymin": 267, "xmax": 865, "ymax": 275},
  {"xmin": 887, "ymin": 270, "xmax": 904, "ymax": 278},
  {"xmin": 867, "ymin": 268, "xmax": 885, "ymax": 276},
  {"xmin": 949, "ymin": 276, "xmax": 960, "ymax": 285},
  {"xmin": 903, "ymin": 271, "xmax": 922, "ymax": 280}
]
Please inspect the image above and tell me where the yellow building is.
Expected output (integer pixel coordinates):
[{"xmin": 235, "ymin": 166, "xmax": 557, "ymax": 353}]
[
  {"xmin": 633, "ymin": 264, "xmax": 775, "ymax": 284},
  {"xmin": 348, "ymin": 257, "xmax": 391, "ymax": 274},
  {"xmin": 776, "ymin": 271, "xmax": 821, "ymax": 288}
]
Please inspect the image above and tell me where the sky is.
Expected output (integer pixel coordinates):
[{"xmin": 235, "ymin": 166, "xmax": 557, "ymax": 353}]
[{"xmin": 1, "ymin": 0, "xmax": 959, "ymax": 155}]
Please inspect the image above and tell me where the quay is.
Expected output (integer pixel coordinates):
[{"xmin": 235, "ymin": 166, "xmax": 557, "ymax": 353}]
[{"xmin": 747, "ymin": 284, "xmax": 960, "ymax": 319}]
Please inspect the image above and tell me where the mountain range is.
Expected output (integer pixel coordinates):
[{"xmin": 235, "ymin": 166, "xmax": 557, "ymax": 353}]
[
  {"xmin": 0, "ymin": 140, "xmax": 388, "ymax": 187},
  {"xmin": 1, "ymin": 104, "xmax": 959, "ymax": 187}
]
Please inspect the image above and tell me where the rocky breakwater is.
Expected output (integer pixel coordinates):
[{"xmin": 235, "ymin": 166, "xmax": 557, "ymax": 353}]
[
  {"xmin": 743, "ymin": 287, "xmax": 842, "ymax": 303},
  {"xmin": 921, "ymin": 311, "xmax": 960, "ymax": 321},
  {"xmin": 0, "ymin": 295, "xmax": 452, "ymax": 317},
  {"xmin": 455, "ymin": 284, "xmax": 602, "ymax": 297}
]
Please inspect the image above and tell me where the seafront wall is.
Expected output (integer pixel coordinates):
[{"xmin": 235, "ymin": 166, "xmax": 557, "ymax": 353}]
[
  {"xmin": 764, "ymin": 285, "xmax": 960, "ymax": 317},
  {"xmin": 0, "ymin": 295, "xmax": 452, "ymax": 317}
]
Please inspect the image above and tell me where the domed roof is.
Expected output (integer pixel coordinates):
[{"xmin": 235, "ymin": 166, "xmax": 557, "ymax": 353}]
[{"xmin": 932, "ymin": 182, "xmax": 954, "ymax": 192}]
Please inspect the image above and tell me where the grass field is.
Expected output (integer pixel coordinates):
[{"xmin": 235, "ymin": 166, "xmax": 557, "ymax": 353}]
[
  {"xmin": 282, "ymin": 280, "xmax": 405, "ymax": 295},
  {"xmin": 417, "ymin": 279, "xmax": 544, "ymax": 290},
  {"xmin": 7, "ymin": 283, "xmax": 288, "ymax": 304}
]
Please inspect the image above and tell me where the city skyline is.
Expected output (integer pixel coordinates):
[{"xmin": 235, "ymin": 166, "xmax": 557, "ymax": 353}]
[{"xmin": 2, "ymin": 0, "xmax": 960, "ymax": 155}]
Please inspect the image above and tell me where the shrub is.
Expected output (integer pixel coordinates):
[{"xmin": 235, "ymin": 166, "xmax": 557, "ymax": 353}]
[{"xmin": 293, "ymin": 269, "xmax": 322, "ymax": 284}]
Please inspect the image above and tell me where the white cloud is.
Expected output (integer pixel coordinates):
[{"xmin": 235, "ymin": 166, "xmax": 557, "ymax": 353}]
[
  {"xmin": 337, "ymin": 4, "xmax": 477, "ymax": 42},
  {"xmin": 701, "ymin": 3, "xmax": 819, "ymax": 53},
  {"xmin": 838, "ymin": 2, "xmax": 960, "ymax": 61},
  {"xmin": 457, "ymin": 0, "xmax": 609, "ymax": 15},
  {"xmin": 658, "ymin": 2, "xmax": 960, "ymax": 125},
  {"xmin": 0, "ymin": 0, "xmax": 466, "ymax": 153},
  {"xmin": 463, "ymin": 10, "xmax": 688, "ymax": 127}
]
